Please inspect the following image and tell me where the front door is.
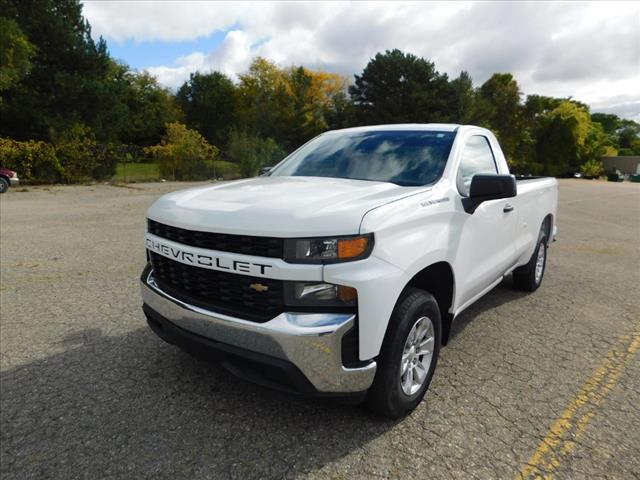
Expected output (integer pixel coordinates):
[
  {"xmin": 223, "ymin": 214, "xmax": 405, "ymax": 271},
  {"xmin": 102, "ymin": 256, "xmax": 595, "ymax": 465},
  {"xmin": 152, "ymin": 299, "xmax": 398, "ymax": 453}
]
[{"xmin": 452, "ymin": 135, "xmax": 518, "ymax": 309}]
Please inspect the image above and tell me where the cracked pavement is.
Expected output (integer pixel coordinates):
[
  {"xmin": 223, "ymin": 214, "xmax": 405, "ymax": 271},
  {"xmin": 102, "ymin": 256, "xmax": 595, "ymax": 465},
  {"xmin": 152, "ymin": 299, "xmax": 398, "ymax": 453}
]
[{"xmin": 1, "ymin": 179, "xmax": 639, "ymax": 479}]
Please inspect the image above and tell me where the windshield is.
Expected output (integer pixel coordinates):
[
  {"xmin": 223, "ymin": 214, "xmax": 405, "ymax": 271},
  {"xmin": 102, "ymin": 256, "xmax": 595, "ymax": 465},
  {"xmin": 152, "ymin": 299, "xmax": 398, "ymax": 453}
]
[{"xmin": 270, "ymin": 130, "xmax": 456, "ymax": 186}]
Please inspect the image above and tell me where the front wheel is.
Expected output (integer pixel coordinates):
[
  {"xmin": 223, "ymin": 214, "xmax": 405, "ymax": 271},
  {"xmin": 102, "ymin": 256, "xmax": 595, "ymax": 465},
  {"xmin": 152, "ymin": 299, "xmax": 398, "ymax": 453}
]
[
  {"xmin": 365, "ymin": 288, "xmax": 441, "ymax": 418},
  {"xmin": 0, "ymin": 178, "xmax": 9, "ymax": 194}
]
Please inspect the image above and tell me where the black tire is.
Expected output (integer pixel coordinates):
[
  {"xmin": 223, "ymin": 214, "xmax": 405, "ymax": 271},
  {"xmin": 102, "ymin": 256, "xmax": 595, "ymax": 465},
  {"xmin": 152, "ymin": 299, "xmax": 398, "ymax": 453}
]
[
  {"xmin": 513, "ymin": 230, "xmax": 548, "ymax": 291},
  {"xmin": 0, "ymin": 177, "xmax": 9, "ymax": 194},
  {"xmin": 365, "ymin": 288, "xmax": 441, "ymax": 418}
]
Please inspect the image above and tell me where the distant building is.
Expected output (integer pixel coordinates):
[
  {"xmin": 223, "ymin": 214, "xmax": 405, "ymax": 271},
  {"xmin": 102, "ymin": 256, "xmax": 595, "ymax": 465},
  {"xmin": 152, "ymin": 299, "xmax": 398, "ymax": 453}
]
[{"xmin": 601, "ymin": 156, "xmax": 640, "ymax": 174}]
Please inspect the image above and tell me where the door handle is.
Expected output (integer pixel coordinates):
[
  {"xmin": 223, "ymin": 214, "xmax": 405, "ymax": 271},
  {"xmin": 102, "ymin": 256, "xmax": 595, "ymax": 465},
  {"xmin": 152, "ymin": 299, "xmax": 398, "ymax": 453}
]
[{"xmin": 503, "ymin": 204, "xmax": 514, "ymax": 213}]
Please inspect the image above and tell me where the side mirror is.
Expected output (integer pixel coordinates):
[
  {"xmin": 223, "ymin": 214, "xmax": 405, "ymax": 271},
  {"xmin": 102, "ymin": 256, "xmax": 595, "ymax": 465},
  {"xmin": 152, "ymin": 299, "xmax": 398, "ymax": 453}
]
[
  {"xmin": 462, "ymin": 174, "xmax": 516, "ymax": 214},
  {"xmin": 259, "ymin": 166, "xmax": 273, "ymax": 176}
]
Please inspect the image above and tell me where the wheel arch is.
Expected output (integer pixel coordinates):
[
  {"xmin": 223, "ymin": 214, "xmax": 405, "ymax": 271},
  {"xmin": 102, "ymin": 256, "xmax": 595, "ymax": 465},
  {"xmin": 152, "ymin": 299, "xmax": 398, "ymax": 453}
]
[
  {"xmin": 542, "ymin": 213, "xmax": 553, "ymax": 245},
  {"xmin": 404, "ymin": 261, "xmax": 456, "ymax": 346}
]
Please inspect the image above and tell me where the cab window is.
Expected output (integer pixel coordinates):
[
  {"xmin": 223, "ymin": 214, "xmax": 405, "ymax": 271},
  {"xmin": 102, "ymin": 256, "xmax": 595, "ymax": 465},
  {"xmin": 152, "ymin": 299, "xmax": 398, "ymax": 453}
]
[{"xmin": 456, "ymin": 135, "xmax": 497, "ymax": 196}]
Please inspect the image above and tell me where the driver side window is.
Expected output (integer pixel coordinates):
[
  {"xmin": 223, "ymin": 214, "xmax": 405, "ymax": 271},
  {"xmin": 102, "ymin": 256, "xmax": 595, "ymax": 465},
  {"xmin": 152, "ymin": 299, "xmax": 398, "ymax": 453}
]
[{"xmin": 456, "ymin": 135, "xmax": 497, "ymax": 197}]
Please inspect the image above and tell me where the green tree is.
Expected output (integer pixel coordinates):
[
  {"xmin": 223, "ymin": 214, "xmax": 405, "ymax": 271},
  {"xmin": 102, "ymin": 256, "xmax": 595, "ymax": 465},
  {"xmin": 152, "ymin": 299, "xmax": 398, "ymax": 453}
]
[
  {"xmin": 325, "ymin": 91, "xmax": 355, "ymax": 130},
  {"xmin": 236, "ymin": 57, "xmax": 288, "ymax": 142},
  {"xmin": 0, "ymin": 17, "xmax": 36, "ymax": 95},
  {"xmin": 590, "ymin": 113, "xmax": 621, "ymax": 136},
  {"xmin": 296, "ymin": 67, "xmax": 346, "ymax": 137},
  {"xmin": 235, "ymin": 58, "xmax": 346, "ymax": 150},
  {"xmin": 280, "ymin": 66, "xmax": 313, "ymax": 148},
  {"xmin": 227, "ymin": 130, "xmax": 285, "ymax": 177},
  {"xmin": 522, "ymin": 95, "xmax": 562, "ymax": 125},
  {"xmin": 121, "ymin": 71, "xmax": 181, "ymax": 146},
  {"xmin": 591, "ymin": 114, "xmax": 640, "ymax": 155},
  {"xmin": 581, "ymin": 122, "xmax": 617, "ymax": 163},
  {"xmin": 0, "ymin": 0, "xmax": 134, "ymax": 142},
  {"xmin": 535, "ymin": 101, "xmax": 591, "ymax": 175},
  {"xmin": 176, "ymin": 71, "xmax": 236, "ymax": 147},
  {"xmin": 476, "ymin": 73, "xmax": 522, "ymax": 159},
  {"xmin": 617, "ymin": 119, "xmax": 640, "ymax": 154},
  {"xmin": 449, "ymin": 71, "xmax": 475, "ymax": 124},
  {"xmin": 348, "ymin": 49, "xmax": 455, "ymax": 125},
  {"xmin": 146, "ymin": 122, "xmax": 219, "ymax": 181}
]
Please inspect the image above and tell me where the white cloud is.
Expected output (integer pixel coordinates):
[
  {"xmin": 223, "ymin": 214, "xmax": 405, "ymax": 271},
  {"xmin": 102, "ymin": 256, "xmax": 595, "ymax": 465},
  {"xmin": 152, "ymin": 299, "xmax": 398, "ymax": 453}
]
[
  {"xmin": 146, "ymin": 52, "xmax": 208, "ymax": 88},
  {"xmin": 207, "ymin": 30, "xmax": 254, "ymax": 79},
  {"xmin": 83, "ymin": 1, "xmax": 640, "ymax": 120},
  {"xmin": 83, "ymin": 1, "xmax": 248, "ymax": 43}
]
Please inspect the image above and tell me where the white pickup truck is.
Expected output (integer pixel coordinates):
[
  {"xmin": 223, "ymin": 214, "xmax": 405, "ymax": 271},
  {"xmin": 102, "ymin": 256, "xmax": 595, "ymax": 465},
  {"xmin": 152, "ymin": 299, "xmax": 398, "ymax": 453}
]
[{"xmin": 141, "ymin": 124, "xmax": 558, "ymax": 418}]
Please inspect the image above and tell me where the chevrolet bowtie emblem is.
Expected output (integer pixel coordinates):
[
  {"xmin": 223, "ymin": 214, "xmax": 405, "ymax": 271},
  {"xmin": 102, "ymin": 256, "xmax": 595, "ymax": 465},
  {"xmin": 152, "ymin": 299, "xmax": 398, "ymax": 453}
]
[{"xmin": 249, "ymin": 283, "xmax": 269, "ymax": 292}]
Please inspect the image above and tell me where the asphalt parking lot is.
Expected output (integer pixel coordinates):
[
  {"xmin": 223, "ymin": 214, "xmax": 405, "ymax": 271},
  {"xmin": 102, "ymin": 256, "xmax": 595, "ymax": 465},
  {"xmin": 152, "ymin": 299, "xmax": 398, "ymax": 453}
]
[{"xmin": 1, "ymin": 179, "xmax": 638, "ymax": 479}]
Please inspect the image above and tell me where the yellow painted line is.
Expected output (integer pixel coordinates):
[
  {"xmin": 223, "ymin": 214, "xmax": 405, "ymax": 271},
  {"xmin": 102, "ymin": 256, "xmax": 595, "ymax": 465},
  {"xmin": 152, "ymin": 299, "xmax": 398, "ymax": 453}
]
[{"xmin": 516, "ymin": 325, "xmax": 640, "ymax": 480}]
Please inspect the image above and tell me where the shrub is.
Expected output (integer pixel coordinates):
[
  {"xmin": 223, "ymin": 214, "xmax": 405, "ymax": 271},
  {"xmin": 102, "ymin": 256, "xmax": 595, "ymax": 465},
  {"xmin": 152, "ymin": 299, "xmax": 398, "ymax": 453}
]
[
  {"xmin": 213, "ymin": 160, "xmax": 241, "ymax": 180},
  {"xmin": 580, "ymin": 158, "xmax": 604, "ymax": 178},
  {"xmin": 0, "ymin": 138, "xmax": 63, "ymax": 183},
  {"xmin": 54, "ymin": 124, "xmax": 100, "ymax": 182},
  {"xmin": 91, "ymin": 143, "xmax": 122, "ymax": 181},
  {"xmin": 0, "ymin": 131, "xmax": 126, "ymax": 184},
  {"xmin": 146, "ymin": 122, "xmax": 219, "ymax": 180},
  {"xmin": 227, "ymin": 131, "xmax": 286, "ymax": 177}
]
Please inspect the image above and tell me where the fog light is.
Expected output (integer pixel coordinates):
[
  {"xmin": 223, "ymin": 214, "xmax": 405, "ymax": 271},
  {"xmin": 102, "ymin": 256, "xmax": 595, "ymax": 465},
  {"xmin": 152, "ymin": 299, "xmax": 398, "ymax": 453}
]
[
  {"xmin": 296, "ymin": 283, "xmax": 337, "ymax": 300},
  {"xmin": 285, "ymin": 282, "xmax": 358, "ymax": 307}
]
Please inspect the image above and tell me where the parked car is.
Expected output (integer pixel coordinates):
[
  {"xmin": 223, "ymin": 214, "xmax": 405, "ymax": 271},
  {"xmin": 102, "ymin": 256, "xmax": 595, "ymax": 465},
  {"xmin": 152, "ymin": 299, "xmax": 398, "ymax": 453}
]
[
  {"xmin": 140, "ymin": 124, "xmax": 558, "ymax": 418},
  {"xmin": 0, "ymin": 167, "xmax": 19, "ymax": 193},
  {"xmin": 606, "ymin": 170, "xmax": 624, "ymax": 182}
]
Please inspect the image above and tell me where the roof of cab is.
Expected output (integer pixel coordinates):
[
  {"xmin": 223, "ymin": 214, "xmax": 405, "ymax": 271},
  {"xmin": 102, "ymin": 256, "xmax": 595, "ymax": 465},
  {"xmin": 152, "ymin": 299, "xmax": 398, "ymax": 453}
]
[{"xmin": 329, "ymin": 123, "xmax": 462, "ymax": 134}]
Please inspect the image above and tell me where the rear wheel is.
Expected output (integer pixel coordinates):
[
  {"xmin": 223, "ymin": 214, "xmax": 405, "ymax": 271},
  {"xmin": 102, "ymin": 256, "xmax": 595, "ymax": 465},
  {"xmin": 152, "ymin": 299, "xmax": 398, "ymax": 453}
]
[
  {"xmin": 366, "ymin": 288, "xmax": 441, "ymax": 418},
  {"xmin": 513, "ymin": 231, "xmax": 548, "ymax": 291},
  {"xmin": 0, "ymin": 178, "xmax": 9, "ymax": 193}
]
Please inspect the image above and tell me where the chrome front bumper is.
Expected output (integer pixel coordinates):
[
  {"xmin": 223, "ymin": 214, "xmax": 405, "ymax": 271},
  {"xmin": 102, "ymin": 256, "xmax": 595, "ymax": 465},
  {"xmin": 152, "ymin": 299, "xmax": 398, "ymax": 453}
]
[
  {"xmin": 9, "ymin": 176, "xmax": 19, "ymax": 186},
  {"xmin": 141, "ymin": 272, "xmax": 376, "ymax": 393}
]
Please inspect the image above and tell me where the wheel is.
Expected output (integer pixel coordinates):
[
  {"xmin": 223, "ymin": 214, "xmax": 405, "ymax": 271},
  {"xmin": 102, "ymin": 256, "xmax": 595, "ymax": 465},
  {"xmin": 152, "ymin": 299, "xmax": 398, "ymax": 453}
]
[
  {"xmin": 513, "ymin": 231, "xmax": 548, "ymax": 291},
  {"xmin": 366, "ymin": 288, "xmax": 441, "ymax": 418},
  {"xmin": 0, "ymin": 177, "xmax": 9, "ymax": 194}
]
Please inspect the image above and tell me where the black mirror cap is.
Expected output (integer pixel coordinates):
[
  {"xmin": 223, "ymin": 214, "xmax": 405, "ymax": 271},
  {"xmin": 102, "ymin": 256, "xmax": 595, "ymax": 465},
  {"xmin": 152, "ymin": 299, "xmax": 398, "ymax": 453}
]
[
  {"xmin": 469, "ymin": 174, "xmax": 517, "ymax": 199},
  {"xmin": 463, "ymin": 174, "xmax": 517, "ymax": 214}
]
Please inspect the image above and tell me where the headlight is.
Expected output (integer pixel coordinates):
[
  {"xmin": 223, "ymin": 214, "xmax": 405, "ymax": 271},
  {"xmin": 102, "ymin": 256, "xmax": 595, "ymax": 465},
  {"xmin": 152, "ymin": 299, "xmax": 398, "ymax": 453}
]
[
  {"xmin": 284, "ymin": 282, "xmax": 357, "ymax": 307},
  {"xmin": 284, "ymin": 234, "xmax": 373, "ymax": 263}
]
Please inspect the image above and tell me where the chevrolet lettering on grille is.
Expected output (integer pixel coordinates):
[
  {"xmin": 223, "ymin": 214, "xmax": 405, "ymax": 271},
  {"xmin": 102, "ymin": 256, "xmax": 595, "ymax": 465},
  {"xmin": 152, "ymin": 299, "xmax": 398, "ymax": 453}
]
[{"xmin": 146, "ymin": 236, "xmax": 273, "ymax": 276}]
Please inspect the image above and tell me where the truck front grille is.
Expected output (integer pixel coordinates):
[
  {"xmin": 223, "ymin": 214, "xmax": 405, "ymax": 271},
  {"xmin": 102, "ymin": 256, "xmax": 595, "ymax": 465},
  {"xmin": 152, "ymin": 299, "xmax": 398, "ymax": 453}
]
[
  {"xmin": 148, "ymin": 219, "xmax": 284, "ymax": 259},
  {"xmin": 149, "ymin": 252, "xmax": 284, "ymax": 322}
]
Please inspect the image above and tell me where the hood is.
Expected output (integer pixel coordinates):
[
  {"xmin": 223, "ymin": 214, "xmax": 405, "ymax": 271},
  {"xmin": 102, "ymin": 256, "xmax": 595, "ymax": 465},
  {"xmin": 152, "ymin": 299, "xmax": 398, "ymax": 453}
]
[{"xmin": 147, "ymin": 176, "xmax": 424, "ymax": 237}]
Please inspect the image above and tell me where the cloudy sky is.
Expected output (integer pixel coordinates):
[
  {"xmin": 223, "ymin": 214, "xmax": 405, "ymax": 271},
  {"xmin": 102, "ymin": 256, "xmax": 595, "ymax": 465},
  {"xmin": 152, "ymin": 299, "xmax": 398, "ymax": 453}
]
[{"xmin": 83, "ymin": 1, "xmax": 640, "ymax": 120}]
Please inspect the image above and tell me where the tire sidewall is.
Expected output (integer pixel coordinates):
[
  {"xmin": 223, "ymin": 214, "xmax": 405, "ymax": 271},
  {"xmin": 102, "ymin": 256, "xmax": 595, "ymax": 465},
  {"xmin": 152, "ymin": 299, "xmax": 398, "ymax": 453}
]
[
  {"xmin": 533, "ymin": 234, "xmax": 548, "ymax": 288},
  {"xmin": 0, "ymin": 178, "xmax": 8, "ymax": 193},
  {"xmin": 372, "ymin": 290, "xmax": 442, "ymax": 417}
]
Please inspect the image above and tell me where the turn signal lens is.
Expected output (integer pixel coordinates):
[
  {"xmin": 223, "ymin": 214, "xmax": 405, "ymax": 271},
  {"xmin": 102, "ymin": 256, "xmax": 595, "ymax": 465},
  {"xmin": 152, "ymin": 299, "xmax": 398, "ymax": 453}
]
[{"xmin": 338, "ymin": 237, "xmax": 369, "ymax": 259}]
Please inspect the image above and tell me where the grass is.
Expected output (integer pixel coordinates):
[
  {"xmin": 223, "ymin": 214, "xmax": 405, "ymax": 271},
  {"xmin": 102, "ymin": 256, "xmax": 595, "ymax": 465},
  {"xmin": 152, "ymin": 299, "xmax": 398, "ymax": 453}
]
[
  {"xmin": 112, "ymin": 163, "xmax": 160, "ymax": 182},
  {"xmin": 111, "ymin": 160, "xmax": 242, "ymax": 183},
  {"xmin": 213, "ymin": 160, "xmax": 241, "ymax": 179}
]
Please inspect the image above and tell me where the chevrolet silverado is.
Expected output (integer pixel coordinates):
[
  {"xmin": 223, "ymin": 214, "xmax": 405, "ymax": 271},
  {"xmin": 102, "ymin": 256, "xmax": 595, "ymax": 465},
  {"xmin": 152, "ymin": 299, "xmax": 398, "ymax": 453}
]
[{"xmin": 140, "ymin": 124, "xmax": 558, "ymax": 418}]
